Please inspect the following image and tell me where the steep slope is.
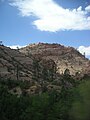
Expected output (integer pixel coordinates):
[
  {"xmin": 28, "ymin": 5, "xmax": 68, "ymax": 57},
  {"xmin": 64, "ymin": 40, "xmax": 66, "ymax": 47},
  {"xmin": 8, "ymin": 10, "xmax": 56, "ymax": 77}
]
[
  {"xmin": 20, "ymin": 43, "xmax": 90, "ymax": 75},
  {"xmin": 0, "ymin": 45, "xmax": 33, "ymax": 81},
  {"xmin": 0, "ymin": 43, "xmax": 90, "ymax": 95}
]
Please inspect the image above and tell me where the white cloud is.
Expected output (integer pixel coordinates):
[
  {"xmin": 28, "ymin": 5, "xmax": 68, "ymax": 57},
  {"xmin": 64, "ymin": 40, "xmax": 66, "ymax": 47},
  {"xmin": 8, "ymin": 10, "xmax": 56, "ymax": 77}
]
[
  {"xmin": 9, "ymin": 0, "xmax": 90, "ymax": 32},
  {"xmin": 78, "ymin": 46, "xmax": 90, "ymax": 59},
  {"xmin": 85, "ymin": 5, "xmax": 90, "ymax": 12},
  {"xmin": 8, "ymin": 45, "xmax": 25, "ymax": 49}
]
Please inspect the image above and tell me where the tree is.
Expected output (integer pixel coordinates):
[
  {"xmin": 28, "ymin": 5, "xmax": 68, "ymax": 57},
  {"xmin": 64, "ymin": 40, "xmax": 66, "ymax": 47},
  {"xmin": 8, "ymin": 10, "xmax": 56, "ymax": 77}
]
[
  {"xmin": 32, "ymin": 59, "xmax": 41, "ymax": 81},
  {"xmin": 64, "ymin": 69, "xmax": 70, "ymax": 76},
  {"xmin": 69, "ymin": 80, "xmax": 90, "ymax": 120},
  {"xmin": 46, "ymin": 59, "xmax": 57, "ymax": 81},
  {"xmin": 16, "ymin": 64, "xmax": 20, "ymax": 81}
]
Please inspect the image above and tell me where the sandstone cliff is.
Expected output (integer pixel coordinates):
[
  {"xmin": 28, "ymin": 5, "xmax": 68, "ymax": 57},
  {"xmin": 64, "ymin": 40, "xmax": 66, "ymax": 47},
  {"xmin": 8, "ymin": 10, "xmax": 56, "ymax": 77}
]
[{"xmin": 20, "ymin": 43, "xmax": 90, "ymax": 75}]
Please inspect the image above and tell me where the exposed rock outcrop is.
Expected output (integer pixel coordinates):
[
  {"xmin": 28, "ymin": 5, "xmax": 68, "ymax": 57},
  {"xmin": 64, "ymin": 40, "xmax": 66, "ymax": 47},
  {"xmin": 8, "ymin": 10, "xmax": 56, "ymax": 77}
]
[
  {"xmin": 20, "ymin": 43, "xmax": 90, "ymax": 75},
  {"xmin": 0, "ymin": 45, "xmax": 33, "ymax": 81}
]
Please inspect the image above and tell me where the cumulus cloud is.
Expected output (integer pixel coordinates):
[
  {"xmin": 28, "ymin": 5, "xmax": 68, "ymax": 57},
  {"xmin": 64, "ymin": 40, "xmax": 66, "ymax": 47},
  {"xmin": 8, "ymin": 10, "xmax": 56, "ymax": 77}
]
[
  {"xmin": 9, "ymin": 0, "xmax": 90, "ymax": 32},
  {"xmin": 8, "ymin": 45, "xmax": 25, "ymax": 49},
  {"xmin": 85, "ymin": 5, "xmax": 90, "ymax": 12},
  {"xmin": 78, "ymin": 46, "xmax": 90, "ymax": 59}
]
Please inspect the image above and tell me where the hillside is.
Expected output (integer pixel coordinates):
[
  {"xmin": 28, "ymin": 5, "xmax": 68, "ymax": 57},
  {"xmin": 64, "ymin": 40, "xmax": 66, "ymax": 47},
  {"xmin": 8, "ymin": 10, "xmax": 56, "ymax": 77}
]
[
  {"xmin": 0, "ymin": 45, "xmax": 90, "ymax": 120},
  {"xmin": 0, "ymin": 43, "xmax": 90, "ymax": 94},
  {"xmin": 20, "ymin": 43, "xmax": 90, "ymax": 75},
  {"xmin": 0, "ymin": 45, "xmax": 33, "ymax": 81}
]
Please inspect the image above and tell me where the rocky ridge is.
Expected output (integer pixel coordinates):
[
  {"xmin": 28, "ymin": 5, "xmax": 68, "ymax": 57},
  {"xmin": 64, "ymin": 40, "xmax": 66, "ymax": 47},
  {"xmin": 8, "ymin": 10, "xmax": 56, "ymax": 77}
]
[
  {"xmin": 0, "ymin": 43, "xmax": 90, "ymax": 95},
  {"xmin": 20, "ymin": 42, "xmax": 90, "ymax": 75}
]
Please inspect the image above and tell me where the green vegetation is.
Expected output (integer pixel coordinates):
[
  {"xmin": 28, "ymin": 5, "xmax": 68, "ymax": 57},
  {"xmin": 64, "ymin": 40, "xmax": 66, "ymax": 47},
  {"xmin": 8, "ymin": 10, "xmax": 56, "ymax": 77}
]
[
  {"xmin": 0, "ymin": 43, "xmax": 90, "ymax": 119},
  {"xmin": 0, "ymin": 58, "xmax": 90, "ymax": 120},
  {"xmin": 69, "ymin": 80, "xmax": 90, "ymax": 120},
  {"xmin": 0, "ymin": 76, "xmax": 90, "ymax": 120}
]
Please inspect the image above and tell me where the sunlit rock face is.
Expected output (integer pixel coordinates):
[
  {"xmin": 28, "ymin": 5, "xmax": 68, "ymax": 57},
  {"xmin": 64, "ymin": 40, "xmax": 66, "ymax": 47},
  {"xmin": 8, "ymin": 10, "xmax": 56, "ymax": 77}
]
[{"xmin": 20, "ymin": 43, "xmax": 90, "ymax": 75}]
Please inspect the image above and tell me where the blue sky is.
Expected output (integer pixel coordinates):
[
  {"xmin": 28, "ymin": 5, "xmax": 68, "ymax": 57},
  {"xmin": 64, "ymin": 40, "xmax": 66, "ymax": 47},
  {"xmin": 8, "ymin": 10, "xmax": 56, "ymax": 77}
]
[{"xmin": 0, "ymin": 0, "xmax": 90, "ymax": 58}]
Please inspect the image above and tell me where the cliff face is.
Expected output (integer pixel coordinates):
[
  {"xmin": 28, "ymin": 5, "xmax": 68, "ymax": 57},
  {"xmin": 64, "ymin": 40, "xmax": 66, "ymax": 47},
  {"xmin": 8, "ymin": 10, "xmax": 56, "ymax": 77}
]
[
  {"xmin": 0, "ymin": 43, "xmax": 90, "ymax": 94},
  {"xmin": 20, "ymin": 43, "xmax": 90, "ymax": 75},
  {"xmin": 0, "ymin": 43, "xmax": 90, "ymax": 81},
  {"xmin": 0, "ymin": 45, "xmax": 33, "ymax": 81}
]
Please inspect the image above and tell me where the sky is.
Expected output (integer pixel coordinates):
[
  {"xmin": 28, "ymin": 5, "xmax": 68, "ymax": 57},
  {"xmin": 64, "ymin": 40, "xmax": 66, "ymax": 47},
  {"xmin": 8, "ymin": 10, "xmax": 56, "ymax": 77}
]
[{"xmin": 0, "ymin": 0, "xmax": 90, "ymax": 58}]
